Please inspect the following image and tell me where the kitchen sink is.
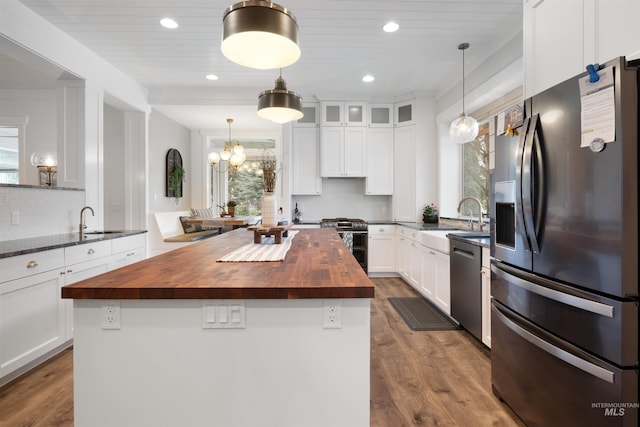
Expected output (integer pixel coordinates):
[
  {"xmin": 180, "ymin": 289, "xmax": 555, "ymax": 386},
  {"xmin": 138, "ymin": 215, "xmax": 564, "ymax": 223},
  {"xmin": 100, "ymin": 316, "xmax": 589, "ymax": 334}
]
[
  {"xmin": 447, "ymin": 231, "xmax": 490, "ymax": 238},
  {"xmin": 83, "ymin": 230, "xmax": 124, "ymax": 235}
]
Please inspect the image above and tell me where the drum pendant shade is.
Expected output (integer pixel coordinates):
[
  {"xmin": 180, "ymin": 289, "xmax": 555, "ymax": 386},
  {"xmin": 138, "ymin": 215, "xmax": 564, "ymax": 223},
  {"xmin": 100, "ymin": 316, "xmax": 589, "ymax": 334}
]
[{"xmin": 221, "ymin": 1, "xmax": 300, "ymax": 70}]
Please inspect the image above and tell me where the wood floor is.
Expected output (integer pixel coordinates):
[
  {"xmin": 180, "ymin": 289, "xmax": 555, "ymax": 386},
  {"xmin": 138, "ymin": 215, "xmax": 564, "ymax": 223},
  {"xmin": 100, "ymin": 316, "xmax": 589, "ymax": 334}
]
[{"xmin": 0, "ymin": 277, "xmax": 524, "ymax": 427}]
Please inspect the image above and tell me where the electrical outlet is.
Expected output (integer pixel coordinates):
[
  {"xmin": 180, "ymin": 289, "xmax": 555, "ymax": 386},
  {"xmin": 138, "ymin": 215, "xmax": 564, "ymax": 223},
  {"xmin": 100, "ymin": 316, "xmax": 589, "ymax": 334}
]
[
  {"xmin": 101, "ymin": 301, "xmax": 121, "ymax": 329},
  {"xmin": 323, "ymin": 299, "xmax": 342, "ymax": 329}
]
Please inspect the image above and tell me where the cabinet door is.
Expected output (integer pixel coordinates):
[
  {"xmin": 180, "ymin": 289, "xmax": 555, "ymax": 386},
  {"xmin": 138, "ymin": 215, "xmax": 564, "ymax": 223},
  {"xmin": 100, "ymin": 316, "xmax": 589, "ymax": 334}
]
[
  {"xmin": 368, "ymin": 104, "xmax": 393, "ymax": 127},
  {"xmin": 524, "ymin": 0, "xmax": 584, "ymax": 98},
  {"xmin": 434, "ymin": 251, "xmax": 451, "ymax": 315},
  {"xmin": 292, "ymin": 127, "xmax": 322, "ymax": 194},
  {"xmin": 344, "ymin": 102, "xmax": 367, "ymax": 126},
  {"xmin": 408, "ymin": 240, "xmax": 421, "ymax": 289},
  {"xmin": 320, "ymin": 127, "xmax": 344, "ymax": 177},
  {"xmin": 293, "ymin": 103, "xmax": 319, "ymax": 127},
  {"xmin": 481, "ymin": 266, "xmax": 491, "ymax": 348},
  {"xmin": 343, "ymin": 127, "xmax": 366, "ymax": 177},
  {"xmin": 368, "ymin": 232, "xmax": 396, "ymax": 273},
  {"xmin": 0, "ymin": 269, "xmax": 66, "ymax": 379},
  {"xmin": 321, "ymin": 102, "xmax": 344, "ymax": 126},
  {"xmin": 394, "ymin": 100, "xmax": 414, "ymax": 126},
  {"xmin": 396, "ymin": 237, "xmax": 409, "ymax": 279},
  {"xmin": 420, "ymin": 246, "xmax": 436, "ymax": 301},
  {"xmin": 393, "ymin": 126, "xmax": 416, "ymax": 222},
  {"xmin": 366, "ymin": 127, "xmax": 393, "ymax": 195},
  {"xmin": 596, "ymin": 1, "xmax": 640, "ymax": 64}
]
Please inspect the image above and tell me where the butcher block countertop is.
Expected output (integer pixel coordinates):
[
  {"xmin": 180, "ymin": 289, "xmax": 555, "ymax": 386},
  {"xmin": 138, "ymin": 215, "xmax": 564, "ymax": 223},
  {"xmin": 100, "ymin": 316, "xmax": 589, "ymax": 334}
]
[{"xmin": 62, "ymin": 228, "xmax": 374, "ymax": 300}]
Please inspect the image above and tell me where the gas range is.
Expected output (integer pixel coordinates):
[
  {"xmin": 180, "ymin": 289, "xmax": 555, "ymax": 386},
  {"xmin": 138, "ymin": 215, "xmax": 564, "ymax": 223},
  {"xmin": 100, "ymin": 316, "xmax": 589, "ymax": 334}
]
[
  {"xmin": 320, "ymin": 218, "xmax": 368, "ymax": 272},
  {"xmin": 320, "ymin": 218, "xmax": 368, "ymax": 231}
]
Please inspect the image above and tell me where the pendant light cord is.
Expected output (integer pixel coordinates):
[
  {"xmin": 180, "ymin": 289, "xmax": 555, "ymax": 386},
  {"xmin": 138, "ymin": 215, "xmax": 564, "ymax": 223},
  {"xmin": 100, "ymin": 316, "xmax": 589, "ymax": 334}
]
[{"xmin": 461, "ymin": 47, "xmax": 465, "ymax": 114}]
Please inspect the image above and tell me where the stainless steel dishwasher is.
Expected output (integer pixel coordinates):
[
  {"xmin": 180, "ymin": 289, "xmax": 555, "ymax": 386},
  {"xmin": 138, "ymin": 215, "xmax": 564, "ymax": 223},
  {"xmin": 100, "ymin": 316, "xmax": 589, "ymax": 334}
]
[{"xmin": 450, "ymin": 238, "xmax": 482, "ymax": 341}]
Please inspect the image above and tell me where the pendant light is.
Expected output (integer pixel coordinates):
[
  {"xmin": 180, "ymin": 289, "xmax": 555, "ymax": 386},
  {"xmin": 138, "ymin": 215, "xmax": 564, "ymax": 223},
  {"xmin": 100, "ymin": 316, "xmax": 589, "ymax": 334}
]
[
  {"xmin": 208, "ymin": 118, "xmax": 246, "ymax": 173},
  {"xmin": 221, "ymin": 1, "xmax": 300, "ymax": 70},
  {"xmin": 449, "ymin": 43, "xmax": 479, "ymax": 144},
  {"xmin": 257, "ymin": 70, "xmax": 304, "ymax": 124}
]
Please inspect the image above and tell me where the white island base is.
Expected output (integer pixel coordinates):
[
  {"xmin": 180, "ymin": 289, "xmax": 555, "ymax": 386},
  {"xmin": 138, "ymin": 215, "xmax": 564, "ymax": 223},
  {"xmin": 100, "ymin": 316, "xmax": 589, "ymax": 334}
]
[{"xmin": 72, "ymin": 298, "xmax": 370, "ymax": 427}]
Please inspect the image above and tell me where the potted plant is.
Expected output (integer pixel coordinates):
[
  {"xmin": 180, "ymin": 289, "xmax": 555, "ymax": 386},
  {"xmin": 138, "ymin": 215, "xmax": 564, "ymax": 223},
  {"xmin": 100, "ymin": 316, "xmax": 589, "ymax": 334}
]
[
  {"xmin": 168, "ymin": 164, "xmax": 186, "ymax": 203},
  {"xmin": 226, "ymin": 200, "xmax": 237, "ymax": 217},
  {"xmin": 423, "ymin": 203, "xmax": 439, "ymax": 223}
]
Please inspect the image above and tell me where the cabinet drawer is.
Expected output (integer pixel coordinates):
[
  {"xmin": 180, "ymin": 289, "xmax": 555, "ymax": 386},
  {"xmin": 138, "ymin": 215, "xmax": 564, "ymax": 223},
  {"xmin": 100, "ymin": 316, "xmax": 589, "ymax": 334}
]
[
  {"xmin": 369, "ymin": 224, "xmax": 395, "ymax": 235},
  {"xmin": 65, "ymin": 240, "xmax": 111, "ymax": 265},
  {"xmin": 0, "ymin": 249, "xmax": 65, "ymax": 283},
  {"xmin": 111, "ymin": 234, "xmax": 146, "ymax": 254},
  {"xmin": 397, "ymin": 226, "xmax": 418, "ymax": 240}
]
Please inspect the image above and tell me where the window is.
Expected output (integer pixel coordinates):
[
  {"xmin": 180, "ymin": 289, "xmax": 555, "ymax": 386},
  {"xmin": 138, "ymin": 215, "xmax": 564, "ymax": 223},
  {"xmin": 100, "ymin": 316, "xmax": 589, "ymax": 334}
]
[
  {"xmin": 461, "ymin": 121, "xmax": 489, "ymax": 215},
  {"xmin": 227, "ymin": 161, "xmax": 267, "ymax": 216},
  {"xmin": 0, "ymin": 126, "xmax": 19, "ymax": 184}
]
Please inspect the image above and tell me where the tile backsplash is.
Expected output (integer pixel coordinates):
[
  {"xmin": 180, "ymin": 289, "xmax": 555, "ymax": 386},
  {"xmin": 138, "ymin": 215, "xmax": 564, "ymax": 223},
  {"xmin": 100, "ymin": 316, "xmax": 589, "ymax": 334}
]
[{"xmin": 0, "ymin": 185, "xmax": 85, "ymax": 241}]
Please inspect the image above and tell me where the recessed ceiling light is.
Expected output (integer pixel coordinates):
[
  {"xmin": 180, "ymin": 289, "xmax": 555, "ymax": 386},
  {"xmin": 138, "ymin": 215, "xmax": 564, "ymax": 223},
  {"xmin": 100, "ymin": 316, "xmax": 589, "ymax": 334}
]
[
  {"xmin": 362, "ymin": 75, "xmax": 375, "ymax": 83},
  {"xmin": 383, "ymin": 22, "xmax": 399, "ymax": 33},
  {"xmin": 160, "ymin": 18, "xmax": 178, "ymax": 29},
  {"xmin": 206, "ymin": 74, "xmax": 219, "ymax": 81}
]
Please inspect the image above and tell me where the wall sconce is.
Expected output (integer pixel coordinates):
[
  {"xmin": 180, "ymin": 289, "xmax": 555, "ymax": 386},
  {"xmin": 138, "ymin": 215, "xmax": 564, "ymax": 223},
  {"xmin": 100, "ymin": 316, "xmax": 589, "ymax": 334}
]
[
  {"xmin": 221, "ymin": 1, "xmax": 300, "ymax": 70},
  {"xmin": 257, "ymin": 71, "xmax": 303, "ymax": 124},
  {"xmin": 208, "ymin": 118, "xmax": 246, "ymax": 173},
  {"xmin": 30, "ymin": 152, "xmax": 57, "ymax": 186}
]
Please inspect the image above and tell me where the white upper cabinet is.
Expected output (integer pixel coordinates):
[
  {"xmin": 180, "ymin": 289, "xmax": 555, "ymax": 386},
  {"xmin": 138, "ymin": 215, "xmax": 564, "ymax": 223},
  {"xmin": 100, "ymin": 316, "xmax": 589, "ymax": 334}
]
[
  {"xmin": 321, "ymin": 127, "xmax": 367, "ymax": 177},
  {"xmin": 368, "ymin": 104, "xmax": 393, "ymax": 127},
  {"xmin": 293, "ymin": 103, "xmax": 320, "ymax": 127},
  {"xmin": 321, "ymin": 101, "xmax": 367, "ymax": 126},
  {"xmin": 524, "ymin": 0, "xmax": 640, "ymax": 98},
  {"xmin": 292, "ymin": 127, "xmax": 322, "ymax": 194},
  {"xmin": 366, "ymin": 127, "xmax": 393, "ymax": 195},
  {"xmin": 394, "ymin": 100, "xmax": 415, "ymax": 127}
]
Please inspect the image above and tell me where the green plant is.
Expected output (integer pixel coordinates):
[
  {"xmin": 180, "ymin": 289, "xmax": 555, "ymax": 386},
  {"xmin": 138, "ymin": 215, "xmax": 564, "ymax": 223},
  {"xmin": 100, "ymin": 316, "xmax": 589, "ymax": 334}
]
[
  {"xmin": 423, "ymin": 203, "xmax": 438, "ymax": 216},
  {"xmin": 169, "ymin": 164, "xmax": 186, "ymax": 202}
]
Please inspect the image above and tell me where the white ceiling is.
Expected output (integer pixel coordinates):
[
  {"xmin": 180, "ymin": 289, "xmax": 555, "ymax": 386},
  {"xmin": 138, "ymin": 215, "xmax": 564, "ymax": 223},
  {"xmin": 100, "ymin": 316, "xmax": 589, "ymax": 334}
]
[{"xmin": 8, "ymin": 0, "xmax": 523, "ymax": 130}]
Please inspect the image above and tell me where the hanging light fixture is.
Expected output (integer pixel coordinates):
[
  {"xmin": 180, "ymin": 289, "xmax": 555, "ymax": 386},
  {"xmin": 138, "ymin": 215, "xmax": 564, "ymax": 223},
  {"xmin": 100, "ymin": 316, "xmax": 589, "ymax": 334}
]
[
  {"xmin": 208, "ymin": 118, "xmax": 246, "ymax": 173},
  {"xmin": 449, "ymin": 43, "xmax": 479, "ymax": 144},
  {"xmin": 257, "ymin": 70, "xmax": 304, "ymax": 124},
  {"xmin": 221, "ymin": 1, "xmax": 300, "ymax": 70}
]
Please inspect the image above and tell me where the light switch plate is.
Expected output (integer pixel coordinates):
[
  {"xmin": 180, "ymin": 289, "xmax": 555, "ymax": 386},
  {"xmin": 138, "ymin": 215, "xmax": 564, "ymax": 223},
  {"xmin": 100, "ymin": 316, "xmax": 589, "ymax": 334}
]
[{"xmin": 202, "ymin": 300, "xmax": 246, "ymax": 329}]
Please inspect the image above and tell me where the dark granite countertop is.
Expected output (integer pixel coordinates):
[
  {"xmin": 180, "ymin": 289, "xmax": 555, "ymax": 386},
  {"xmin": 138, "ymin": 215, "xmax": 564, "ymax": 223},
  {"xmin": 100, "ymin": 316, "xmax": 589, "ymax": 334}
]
[
  {"xmin": 447, "ymin": 233, "xmax": 490, "ymax": 248},
  {"xmin": 0, "ymin": 230, "xmax": 147, "ymax": 259}
]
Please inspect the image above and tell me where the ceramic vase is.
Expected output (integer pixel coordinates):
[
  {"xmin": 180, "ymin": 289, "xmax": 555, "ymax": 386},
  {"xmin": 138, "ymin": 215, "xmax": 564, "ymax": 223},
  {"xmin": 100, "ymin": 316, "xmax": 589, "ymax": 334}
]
[{"xmin": 261, "ymin": 192, "xmax": 278, "ymax": 227}]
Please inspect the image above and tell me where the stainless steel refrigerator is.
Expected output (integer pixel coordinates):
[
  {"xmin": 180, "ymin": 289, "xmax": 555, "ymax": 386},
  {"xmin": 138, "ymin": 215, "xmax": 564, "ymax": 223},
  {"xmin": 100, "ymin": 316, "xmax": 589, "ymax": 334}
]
[{"xmin": 490, "ymin": 56, "xmax": 638, "ymax": 426}]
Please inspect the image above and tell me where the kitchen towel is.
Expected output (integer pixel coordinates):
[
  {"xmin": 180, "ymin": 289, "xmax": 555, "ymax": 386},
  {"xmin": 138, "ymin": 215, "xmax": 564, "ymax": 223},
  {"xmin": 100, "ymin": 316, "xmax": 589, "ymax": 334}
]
[{"xmin": 217, "ymin": 230, "xmax": 298, "ymax": 262}]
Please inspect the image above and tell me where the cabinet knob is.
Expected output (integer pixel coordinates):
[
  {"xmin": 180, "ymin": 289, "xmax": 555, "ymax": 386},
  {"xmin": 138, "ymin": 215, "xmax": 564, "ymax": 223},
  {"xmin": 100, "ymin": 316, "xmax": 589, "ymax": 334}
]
[
  {"xmin": 26, "ymin": 260, "xmax": 38, "ymax": 268},
  {"xmin": 87, "ymin": 248, "xmax": 95, "ymax": 255}
]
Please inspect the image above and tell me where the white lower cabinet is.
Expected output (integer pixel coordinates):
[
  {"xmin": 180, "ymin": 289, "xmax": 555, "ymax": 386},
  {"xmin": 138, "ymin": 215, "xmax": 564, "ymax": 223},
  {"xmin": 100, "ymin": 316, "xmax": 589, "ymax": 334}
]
[
  {"xmin": 0, "ymin": 267, "xmax": 65, "ymax": 382},
  {"xmin": 368, "ymin": 225, "xmax": 395, "ymax": 273},
  {"xmin": 396, "ymin": 226, "xmax": 451, "ymax": 314},
  {"xmin": 481, "ymin": 247, "xmax": 491, "ymax": 348},
  {"xmin": 420, "ymin": 245, "xmax": 450, "ymax": 315},
  {"xmin": 0, "ymin": 234, "xmax": 147, "ymax": 385},
  {"xmin": 109, "ymin": 234, "xmax": 147, "ymax": 270}
]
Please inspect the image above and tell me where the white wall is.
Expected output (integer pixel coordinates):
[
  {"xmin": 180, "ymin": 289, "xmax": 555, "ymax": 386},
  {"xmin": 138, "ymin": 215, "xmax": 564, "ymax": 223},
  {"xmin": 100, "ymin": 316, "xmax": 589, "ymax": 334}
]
[
  {"xmin": 103, "ymin": 104, "xmax": 125, "ymax": 230},
  {"xmin": 0, "ymin": 186, "xmax": 85, "ymax": 240},
  {"xmin": 293, "ymin": 179, "xmax": 391, "ymax": 222},
  {"xmin": 0, "ymin": 89, "xmax": 57, "ymax": 186},
  {"xmin": 148, "ymin": 109, "xmax": 191, "ymax": 213}
]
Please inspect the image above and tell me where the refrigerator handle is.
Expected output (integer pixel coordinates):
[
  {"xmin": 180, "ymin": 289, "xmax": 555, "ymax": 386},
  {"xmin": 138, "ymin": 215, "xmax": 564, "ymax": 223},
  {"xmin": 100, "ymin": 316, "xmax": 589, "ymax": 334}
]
[
  {"xmin": 515, "ymin": 117, "xmax": 531, "ymax": 253},
  {"xmin": 532, "ymin": 121, "xmax": 546, "ymax": 243},
  {"xmin": 521, "ymin": 114, "xmax": 540, "ymax": 253}
]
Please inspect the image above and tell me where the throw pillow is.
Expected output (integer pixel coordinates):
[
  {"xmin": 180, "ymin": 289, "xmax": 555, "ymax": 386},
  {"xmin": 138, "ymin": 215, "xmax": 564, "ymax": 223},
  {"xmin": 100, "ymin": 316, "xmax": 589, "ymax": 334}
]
[
  {"xmin": 191, "ymin": 207, "xmax": 215, "ymax": 218},
  {"xmin": 180, "ymin": 216, "xmax": 204, "ymax": 234}
]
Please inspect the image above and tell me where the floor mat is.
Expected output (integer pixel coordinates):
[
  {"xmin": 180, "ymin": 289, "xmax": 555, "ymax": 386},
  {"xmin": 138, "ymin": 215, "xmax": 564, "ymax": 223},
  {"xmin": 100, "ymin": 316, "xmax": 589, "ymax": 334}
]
[{"xmin": 388, "ymin": 297, "xmax": 461, "ymax": 331}]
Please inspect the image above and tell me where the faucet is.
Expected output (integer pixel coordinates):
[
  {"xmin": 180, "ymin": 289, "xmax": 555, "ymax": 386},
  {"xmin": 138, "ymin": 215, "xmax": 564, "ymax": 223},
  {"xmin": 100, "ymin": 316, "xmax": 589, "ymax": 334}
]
[
  {"xmin": 457, "ymin": 197, "xmax": 484, "ymax": 231},
  {"xmin": 79, "ymin": 206, "xmax": 95, "ymax": 237}
]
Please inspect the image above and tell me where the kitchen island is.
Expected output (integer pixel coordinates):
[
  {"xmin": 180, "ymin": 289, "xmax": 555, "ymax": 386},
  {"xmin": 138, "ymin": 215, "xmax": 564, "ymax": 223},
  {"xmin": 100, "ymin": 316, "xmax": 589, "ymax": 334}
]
[{"xmin": 62, "ymin": 228, "xmax": 374, "ymax": 427}]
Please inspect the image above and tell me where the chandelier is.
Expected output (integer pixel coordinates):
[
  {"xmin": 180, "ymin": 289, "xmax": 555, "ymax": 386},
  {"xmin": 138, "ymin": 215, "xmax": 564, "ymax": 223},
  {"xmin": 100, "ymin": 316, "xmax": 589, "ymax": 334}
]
[{"xmin": 208, "ymin": 118, "xmax": 246, "ymax": 173}]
